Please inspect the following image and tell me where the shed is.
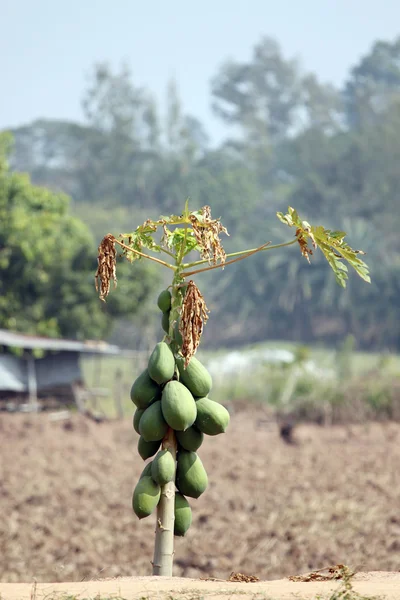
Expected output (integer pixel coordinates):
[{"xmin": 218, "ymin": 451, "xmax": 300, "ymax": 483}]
[{"xmin": 0, "ymin": 329, "xmax": 122, "ymax": 412}]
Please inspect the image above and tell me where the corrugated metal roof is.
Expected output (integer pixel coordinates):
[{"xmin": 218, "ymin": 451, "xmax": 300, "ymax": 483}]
[{"xmin": 0, "ymin": 329, "xmax": 121, "ymax": 354}]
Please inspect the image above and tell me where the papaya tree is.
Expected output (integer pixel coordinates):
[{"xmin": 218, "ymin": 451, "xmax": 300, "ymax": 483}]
[{"xmin": 95, "ymin": 203, "xmax": 370, "ymax": 576}]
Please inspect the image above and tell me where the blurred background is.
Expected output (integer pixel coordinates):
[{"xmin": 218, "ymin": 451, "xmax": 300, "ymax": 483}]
[
  {"xmin": 2, "ymin": 0, "xmax": 400, "ymax": 407},
  {"xmin": 1, "ymin": 0, "xmax": 400, "ymax": 585},
  {"xmin": 2, "ymin": 0, "xmax": 400, "ymax": 350}
]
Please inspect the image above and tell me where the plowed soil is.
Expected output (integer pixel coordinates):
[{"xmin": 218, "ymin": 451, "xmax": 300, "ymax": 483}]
[{"xmin": 1, "ymin": 407, "xmax": 400, "ymax": 594}]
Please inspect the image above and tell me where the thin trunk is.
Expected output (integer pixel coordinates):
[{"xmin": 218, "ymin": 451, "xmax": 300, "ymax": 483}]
[
  {"xmin": 152, "ymin": 427, "xmax": 177, "ymax": 576},
  {"xmin": 152, "ymin": 267, "xmax": 182, "ymax": 576}
]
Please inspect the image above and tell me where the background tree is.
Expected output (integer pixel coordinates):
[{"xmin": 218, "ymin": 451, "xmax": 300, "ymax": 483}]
[
  {"xmin": 344, "ymin": 37, "xmax": 400, "ymax": 130},
  {"xmin": 0, "ymin": 133, "xmax": 159, "ymax": 341},
  {"xmin": 4, "ymin": 35, "xmax": 400, "ymax": 351},
  {"xmin": 211, "ymin": 37, "xmax": 301, "ymax": 143}
]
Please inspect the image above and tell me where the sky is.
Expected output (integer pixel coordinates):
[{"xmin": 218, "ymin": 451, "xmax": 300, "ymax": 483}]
[{"xmin": 2, "ymin": 0, "xmax": 400, "ymax": 143}]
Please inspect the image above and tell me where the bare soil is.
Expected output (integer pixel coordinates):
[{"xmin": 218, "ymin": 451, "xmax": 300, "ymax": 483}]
[
  {"xmin": 1, "ymin": 407, "xmax": 400, "ymax": 596},
  {"xmin": 2, "ymin": 572, "xmax": 400, "ymax": 600}
]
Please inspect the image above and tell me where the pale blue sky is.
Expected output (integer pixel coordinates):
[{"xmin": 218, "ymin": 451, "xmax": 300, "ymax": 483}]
[{"xmin": 2, "ymin": 0, "xmax": 400, "ymax": 142}]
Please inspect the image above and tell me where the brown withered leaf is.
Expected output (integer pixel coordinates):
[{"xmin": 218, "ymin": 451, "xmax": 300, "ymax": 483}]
[
  {"xmin": 189, "ymin": 205, "xmax": 229, "ymax": 265},
  {"xmin": 289, "ymin": 564, "xmax": 351, "ymax": 582},
  {"xmin": 229, "ymin": 572, "xmax": 260, "ymax": 583},
  {"xmin": 295, "ymin": 227, "xmax": 315, "ymax": 264},
  {"xmin": 179, "ymin": 280, "xmax": 209, "ymax": 367},
  {"xmin": 303, "ymin": 221, "xmax": 317, "ymax": 249},
  {"xmin": 95, "ymin": 234, "xmax": 117, "ymax": 301}
]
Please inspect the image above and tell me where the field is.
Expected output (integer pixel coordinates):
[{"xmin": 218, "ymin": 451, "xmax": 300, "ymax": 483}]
[
  {"xmin": 2, "ymin": 404, "xmax": 400, "ymax": 597},
  {"xmin": 80, "ymin": 342, "xmax": 400, "ymax": 421}
]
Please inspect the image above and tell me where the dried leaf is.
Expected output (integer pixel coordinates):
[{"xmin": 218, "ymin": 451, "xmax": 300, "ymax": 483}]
[
  {"xmin": 179, "ymin": 280, "xmax": 209, "ymax": 366},
  {"xmin": 229, "ymin": 572, "xmax": 260, "ymax": 583},
  {"xmin": 95, "ymin": 234, "xmax": 117, "ymax": 301},
  {"xmin": 295, "ymin": 227, "xmax": 314, "ymax": 263},
  {"xmin": 189, "ymin": 205, "xmax": 229, "ymax": 265},
  {"xmin": 289, "ymin": 564, "xmax": 352, "ymax": 582}
]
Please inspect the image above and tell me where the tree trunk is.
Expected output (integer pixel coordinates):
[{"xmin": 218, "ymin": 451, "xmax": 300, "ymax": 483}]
[{"xmin": 152, "ymin": 428, "xmax": 177, "ymax": 576}]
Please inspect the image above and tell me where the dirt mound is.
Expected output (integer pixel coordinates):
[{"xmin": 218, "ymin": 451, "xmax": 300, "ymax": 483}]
[
  {"xmin": 2, "ymin": 573, "xmax": 400, "ymax": 600},
  {"xmin": 1, "ymin": 409, "xmax": 400, "ymax": 583}
]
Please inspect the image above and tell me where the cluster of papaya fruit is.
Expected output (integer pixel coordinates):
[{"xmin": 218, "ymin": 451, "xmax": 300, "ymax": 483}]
[{"xmin": 130, "ymin": 288, "xmax": 230, "ymax": 536}]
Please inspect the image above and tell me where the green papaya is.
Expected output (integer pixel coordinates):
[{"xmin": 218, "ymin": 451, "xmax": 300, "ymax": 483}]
[
  {"xmin": 133, "ymin": 408, "xmax": 145, "ymax": 434},
  {"xmin": 151, "ymin": 449, "xmax": 175, "ymax": 485},
  {"xmin": 195, "ymin": 397, "xmax": 230, "ymax": 436},
  {"xmin": 132, "ymin": 476, "xmax": 161, "ymax": 519},
  {"xmin": 139, "ymin": 401, "xmax": 168, "ymax": 442},
  {"xmin": 174, "ymin": 492, "xmax": 192, "ymax": 537},
  {"xmin": 176, "ymin": 426, "xmax": 204, "ymax": 452},
  {"xmin": 161, "ymin": 381, "xmax": 197, "ymax": 431},
  {"xmin": 130, "ymin": 369, "xmax": 160, "ymax": 409},
  {"xmin": 176, "ymin": 449, "xmax": 208, "ymax": 498},
  {"xmin": 157, "ymin": 289, "xmax": 172, "ymax": 312},
  {"xmin": 139, "ymin": 461, "xmax": 153, "ymax": 479},
  {"xmin": 148, "ymin": 342, "xmax": 175, "ymax": 385},
  {"xmin": 138, "ymin": 436, "xmax": 161, "ymax": 460},
  {"xmin": 161, "ymin": 310, "xmax": 170, "ymax": 334},
  {"xmin": 176, "ymin": 356, "xmax": 212, "ymax": 398}
]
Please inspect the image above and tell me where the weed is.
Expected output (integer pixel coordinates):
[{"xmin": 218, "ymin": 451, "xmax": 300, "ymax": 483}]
[{"xmin": 323, "ymin": 565, "xmax": 382, "ymax": 600}]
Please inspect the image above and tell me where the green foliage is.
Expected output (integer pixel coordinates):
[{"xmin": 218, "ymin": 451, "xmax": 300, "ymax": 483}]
[
  {"xmin": 164, "ymin": 228, "xmax": 199, "ymax": 257},
  {"xmin": 6, "ymin": 35, "xmax": 400, "ymax": 350},
  {"xmin": 0, "ymin": 133, "xmax": 158, "ymax": 340},
  {"xmin": 344, "ymin": 36, "xmax": 400, "ymax": 130},
  {"xmin": 277, "ymin": 207, "xmax": 370, "ymax": 287}
]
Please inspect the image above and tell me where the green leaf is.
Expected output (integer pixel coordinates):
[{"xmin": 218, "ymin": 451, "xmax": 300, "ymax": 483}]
[
  {"xmin": 277, "ymin": 207, "xmax": 371, "ymax": 288},
  {"xmin": 119, "ymin": 228, "xmax": 161, "ymax": 261},
  {"xmin": 165, "ymin": 228, "xmax": 199, "ymax": 257},
  {"xmin": 182, "ymin": 198, "xmax": 190, "ymax": 219}
]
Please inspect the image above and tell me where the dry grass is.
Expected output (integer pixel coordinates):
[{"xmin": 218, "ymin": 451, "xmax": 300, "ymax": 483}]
[{"xmin": 1, "ymin": 408, "xmax": 400, "ymax": 585}]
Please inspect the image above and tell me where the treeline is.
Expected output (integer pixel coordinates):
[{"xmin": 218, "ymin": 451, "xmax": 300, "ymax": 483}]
[
  {"xmin": 6, "ymin": 36, "xmax": 400, "ymax": 350},
  {"xmin": 0, "ymin": 132, "xmax": 160, "ymax": 342}
]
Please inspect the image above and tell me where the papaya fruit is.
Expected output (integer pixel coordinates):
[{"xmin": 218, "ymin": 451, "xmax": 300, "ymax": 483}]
[
  {"xmin": 138, "ymin": 436, "xmax": 161, "ymax": 460},
  {"xmin": 195, "ymin": 397, "xmax": 230, "ymax": 436},
  {"xmin": 130, "ymin": 369, "xmax": 160, "ymax": 409},
  {"xmin": 132, "ymin": 476, "xmax": 161, "ymax": 519},
  {"xmin": 157, "ymin": 289, "xmax": 172, "ymax": 313},
  {"xmin": 176, "ymin": 449, "xmax": 208, "ymax": 498},
  {"xmin": 176, "ymin": 426, "xmax": 204, "ymax": 452},
  {"xmin": 133, "ymin": 408, "xmax": 145, "ymax": 434},
  {"xmin": 161, "ymin": 310, "xmax": 170, "ymax": 334},
  {"xmin": 139, "ymin": 461, "xmax": 153, "ymax": 479},
  {"xmin": 139, "ymin": 400, "xmax": 168, "ymax": 442},
  {"xmin": 161, "ymin": 381, "xmax": 197, "ymax": 431},
  {"xmin": 176, "ymin": 356, "xmax": 212, "ymax": 398},
  {"xmin": 148, "ymin": 342, "xmax": 175, "ymax": 385},
  {"xmin": 151, "ymin": 449, "xmax": 175, "ymax": 486},
  {"xmin": 174, "ymin": 492, "xmax": 192, "ymax": 537}
]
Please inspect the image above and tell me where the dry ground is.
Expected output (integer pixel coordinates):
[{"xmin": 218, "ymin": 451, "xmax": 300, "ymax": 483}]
[
  {"xmin": 1, "ymin": 407, "xmax": 400, "ymax": 591},
  {"xmin": 2, "ymin": 572, "xmax": 400, "ymax": 600}
]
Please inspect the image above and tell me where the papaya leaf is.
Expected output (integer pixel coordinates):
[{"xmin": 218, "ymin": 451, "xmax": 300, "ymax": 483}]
[
  {"xmin": 158, "ymin": 214, "xmax": 188, "ymax": 225},
  {"xmin": 118, "ymin": 231, "xmax": 160, "ymax": 262},
  {"xmin": 164, "ymin": 228, "xmax": 199, "ymax": 257},
  {"xmin": 189, "ymin": 206, "xmax": 212, "ymax": 224},
  {"xmin": 182, "ymin": 198, "xmax": 190, "ymax": 220},
  {"xmin": 277, "ymin": 207, "xmax": 370, "ymax": 288}
]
